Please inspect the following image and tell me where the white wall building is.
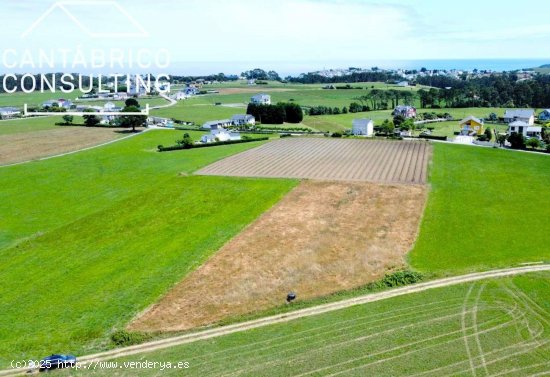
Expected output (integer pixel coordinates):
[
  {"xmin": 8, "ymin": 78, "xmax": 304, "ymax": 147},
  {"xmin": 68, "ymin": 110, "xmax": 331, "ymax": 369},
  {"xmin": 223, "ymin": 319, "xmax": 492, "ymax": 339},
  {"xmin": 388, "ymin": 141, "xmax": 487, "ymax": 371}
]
[
  {"xmin": 503, "ymin": 109, "xmax": 535, "ymax": 125},
  {"xmin": 508, "ymin": 121, "xmax": 542, "ymax": 139},
  {"xmin": 202, "ymin": 119, "xmax": 233, "ymax": 130},
  {"xmin": 231, "ymin": 114, "xmax": 256, "ymax": 126},
  {"xmin": 352, "ymin": 119, "xmax": 374, "ymax": 136},
  {"xmin": 200, "ymin": 128, "xmax": 241, "ymax": 143},
  {"xmin": 0, "ymin": 107, "xmax": 21, "ymax": 119},
  {"xmin": 250, "ymin": 94, "xmax": 271, "ymax": 105}
]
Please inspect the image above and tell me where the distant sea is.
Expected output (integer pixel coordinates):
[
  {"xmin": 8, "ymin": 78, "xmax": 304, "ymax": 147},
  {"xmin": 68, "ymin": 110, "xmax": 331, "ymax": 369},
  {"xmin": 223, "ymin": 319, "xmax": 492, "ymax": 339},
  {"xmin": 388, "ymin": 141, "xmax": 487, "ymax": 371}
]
[{"xmin": 167, "ymin": 59, "xmax": 550, "ymax": 76}]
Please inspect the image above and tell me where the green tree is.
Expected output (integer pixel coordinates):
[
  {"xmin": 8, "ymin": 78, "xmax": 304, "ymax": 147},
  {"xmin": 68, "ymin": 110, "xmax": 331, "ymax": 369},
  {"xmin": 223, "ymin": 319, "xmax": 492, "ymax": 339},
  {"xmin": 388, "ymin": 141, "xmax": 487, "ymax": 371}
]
[
  {"xmin": 484, "ymin": 127, "xmax": 492, "ymax": 141},
  {"xmin": 176, "ymin": 133, "xmax": 194, "ymax": 149},
  {"xmin": 526, "ymin": 137, "xmax": 541, "ymax": 150},
  {"xmin": 381, "ymin": 119, "xmax": 395, "ymax": 136},
  {"xmin": 119, "ymin": 106, "xmax": 146, "ymax": 132},
  {"xmin": 62, "ymin": 115, "xmax": 74, "ymax": 125},
  {"xmin": 497, "ymin": 134, "xmax": 507, "ymax": 147},
  {"xmin": 281, "ymin": 102, "xmax": 303, "ymax": 123},
  {"xmin": 83, "ymin": 114, "xmax": 100, "ymax": 127},
  {"xmin": 125, "ymin": 98, "xmax": 140, "ymax": 108},
  {"xmin": 507, "ymin": 133, "xmax": 526, "ymax": 149}
]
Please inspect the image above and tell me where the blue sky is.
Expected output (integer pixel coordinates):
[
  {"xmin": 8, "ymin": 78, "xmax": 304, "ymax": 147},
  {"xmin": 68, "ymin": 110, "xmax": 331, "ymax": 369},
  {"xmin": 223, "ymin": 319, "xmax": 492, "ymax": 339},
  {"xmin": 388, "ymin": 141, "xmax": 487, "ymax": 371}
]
[{"xmin": 1, "ymin": 0, "xmax": 549, "ymax": 74}]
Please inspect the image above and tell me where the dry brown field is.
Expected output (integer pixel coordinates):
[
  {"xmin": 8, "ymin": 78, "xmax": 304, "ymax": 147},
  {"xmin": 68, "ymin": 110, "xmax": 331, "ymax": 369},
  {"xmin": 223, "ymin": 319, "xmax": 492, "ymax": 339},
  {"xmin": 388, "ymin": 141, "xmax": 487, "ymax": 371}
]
[
  {"xmin": 196, "ymin": 138, "xmax": 431, "ymax": 184},
  {"xmin": 0, "ymin": 127, "xmax": 133, "ymax": 165},
  {"xmin": 130, "ymin": 180, "xmax": 427, "ymax": 332}
]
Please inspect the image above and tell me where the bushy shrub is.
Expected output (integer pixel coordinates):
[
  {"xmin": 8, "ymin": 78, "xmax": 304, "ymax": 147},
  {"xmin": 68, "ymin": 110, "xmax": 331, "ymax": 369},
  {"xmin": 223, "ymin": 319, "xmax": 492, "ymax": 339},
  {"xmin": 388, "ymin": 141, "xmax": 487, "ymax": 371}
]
[
  {"xmin": 111, "ymin": 330, "xmax": 151, "ymax": 346},
  {"xmin": 365, "ymin": 270, "xmax": 424, "ymax": 291}
]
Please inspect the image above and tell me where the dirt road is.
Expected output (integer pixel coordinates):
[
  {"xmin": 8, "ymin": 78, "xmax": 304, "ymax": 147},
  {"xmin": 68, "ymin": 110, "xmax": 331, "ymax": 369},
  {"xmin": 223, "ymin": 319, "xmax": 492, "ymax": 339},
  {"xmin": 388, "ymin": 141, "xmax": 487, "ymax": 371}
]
[{"xmin": 1, "ymin": 265, "xmax": 547, "ymax": 376}]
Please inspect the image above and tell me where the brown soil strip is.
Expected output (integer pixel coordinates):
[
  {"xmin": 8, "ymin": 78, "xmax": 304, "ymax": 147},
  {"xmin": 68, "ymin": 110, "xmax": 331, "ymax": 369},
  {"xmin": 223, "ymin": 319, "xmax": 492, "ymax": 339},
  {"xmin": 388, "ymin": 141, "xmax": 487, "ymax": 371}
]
[
  {"xmin": 130, "ymin": 180, "xmax": 427, "ymax": 332},
  {"xmin": 0, "ymin": 127, "xmax": 131, "ymax": 165}
]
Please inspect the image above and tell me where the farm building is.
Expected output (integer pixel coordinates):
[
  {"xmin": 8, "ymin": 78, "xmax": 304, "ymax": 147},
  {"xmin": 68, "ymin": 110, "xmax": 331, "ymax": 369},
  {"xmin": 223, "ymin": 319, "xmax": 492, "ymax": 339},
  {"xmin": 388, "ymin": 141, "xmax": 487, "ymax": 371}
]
[
  {"xmin": 507, "ymin": 121, "xmax": 542, "ymax": 139},
  {"xmin": 392, "ymin": 105, "xmax": 417, "ymax": 118},
  {"xmin": 0, "ymin": 107, "xmax": 21, "ymax": 119},
  {"xmin": 173, "ymin": 92, "xmax": 189, "ymax": 100},
  {"xmin": 538, "ymin": 109, "xmax": 550, "ymax": 121},
  {"xmin": 231, "ymin": 114, "xmax": 256, "ymax": 126},
  {"xmin": 250, "ymin": 94, "xmax": 271, "ymax": 105},
  {"xmin": 503, "ymin": 109, "xmax": 535, "ymax": 125},
  {"xmin": 397, "ymin": 81, "xmax": 409, "ymax": 87},
  {"xmin": 42, "ymin": 99, "xmax": 73, "ymax": 109},
  {"xmin": 352, "ymin": 119, "xmax": 374, "ymax": 136},
  {"xmin": 459, "ymin": 116, "xmax": 484, "ymax": 136},
  {"xmin": 200, "ymin": 126, "xmax": 241, "ymax": 143},
  {"xmin": 202, "ymin": 119, "xmax": 233, "ymax": 130}
]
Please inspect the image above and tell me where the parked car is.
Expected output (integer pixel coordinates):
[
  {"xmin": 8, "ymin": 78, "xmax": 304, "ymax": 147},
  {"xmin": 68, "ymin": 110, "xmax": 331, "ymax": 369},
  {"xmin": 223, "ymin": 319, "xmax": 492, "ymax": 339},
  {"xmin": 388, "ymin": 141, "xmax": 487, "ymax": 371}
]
[{"xmin": 39, "ymin": 354, "xmax": 76, "ymax": 372}]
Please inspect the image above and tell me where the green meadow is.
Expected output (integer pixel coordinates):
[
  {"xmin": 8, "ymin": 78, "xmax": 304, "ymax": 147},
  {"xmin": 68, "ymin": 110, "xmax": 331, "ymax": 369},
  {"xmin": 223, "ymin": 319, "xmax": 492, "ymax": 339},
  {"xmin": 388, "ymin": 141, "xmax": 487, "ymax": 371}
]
[
  {"xmin": 410, "ymin": 143, "xmax": 550, "ymax": 274},
  {"xmin": 0, "ymin": 130, "xmax": 296, "ymax": 366},
  {"xmin": 70, "ymin": 272, "xmax": 550, "ymax": 377}
]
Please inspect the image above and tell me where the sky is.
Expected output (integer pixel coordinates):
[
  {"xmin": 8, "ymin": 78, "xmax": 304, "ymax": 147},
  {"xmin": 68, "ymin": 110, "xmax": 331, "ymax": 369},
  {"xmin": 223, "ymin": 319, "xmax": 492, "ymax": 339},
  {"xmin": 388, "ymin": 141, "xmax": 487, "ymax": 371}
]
[{"xmin": 1, "ymin": 0, "xmax": 549, "ymax": 75}]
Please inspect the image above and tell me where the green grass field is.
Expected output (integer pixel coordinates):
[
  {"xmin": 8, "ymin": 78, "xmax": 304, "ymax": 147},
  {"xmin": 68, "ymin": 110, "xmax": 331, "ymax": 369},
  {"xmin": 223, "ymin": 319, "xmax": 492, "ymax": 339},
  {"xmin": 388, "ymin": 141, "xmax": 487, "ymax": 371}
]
[
  {"xmin": 69, "ymin": 272, "xmax": 550, "ymax": 376},
  {"xmin": 0, "ymin": 130, "xmax": 296, "ymax": 366},
  {"xmin": 2, "ymin": 84, "xmax": 550, "ymax": 374},
  {"xmin": 409, "ymin": 143, "xmax": 550, "ymax": 274},
  {"xmin": 0, "ymin": 116, "xmax": 63, "ymax": 135}
]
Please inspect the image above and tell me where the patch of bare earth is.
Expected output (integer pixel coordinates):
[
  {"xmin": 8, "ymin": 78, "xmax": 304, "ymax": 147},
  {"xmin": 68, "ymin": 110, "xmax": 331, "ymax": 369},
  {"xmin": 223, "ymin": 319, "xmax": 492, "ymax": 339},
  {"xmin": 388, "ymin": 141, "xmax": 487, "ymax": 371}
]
[
  {"xmin": 130, "ymin": 180, "xmax": 427, "ymax": 333},
  {"xmin": 0, "ymin": 127, "xmax": 134, "ymax": 165}
]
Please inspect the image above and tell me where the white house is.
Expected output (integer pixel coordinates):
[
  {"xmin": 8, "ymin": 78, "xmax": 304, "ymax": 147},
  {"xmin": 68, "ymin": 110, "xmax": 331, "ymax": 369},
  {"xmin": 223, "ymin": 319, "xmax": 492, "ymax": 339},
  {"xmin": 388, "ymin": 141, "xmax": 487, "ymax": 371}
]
[
  {"xmin": 0, "ymin": 107, "xmax": 21, "ymax": 119},
  {"xmin": 103, "ymin": 102, "xmax": 117, "ymax": 111},
  {"xmin": 200, "ymin": 127, "xmax": 241, "ymax": 143},
  {"xmin": 508, "ymin": 120, "xmax": 542, "ymax": 139},
  {"xmin": 352, "ymin": 119, "xmax": 374, "ymax": 136},
  {"xmin": 202, "ymin": 119, "xmax": 233, "ymax": 130},
  {"xmin": 392, "ymin": 105, "xmax": 417, "ymax": 118},
  {"xmin": 42, "ymin": 99, "xmax": 73, "ymax": 109},
  {"xmin": 173, "ymin": 91, "xmax": 189, "ymax": 100},
  {"xmin": 231, "ymin": 114, "xmax": 256, "ymax": 126},
  {"xmin": 113, "ymin": 92, "xmax": 128, "ymax": 100},
  {"xmin": 397, "ymin": 81, "xmax": 409, "ymax": 87},
  {"xmin": 250, "ymin": 94, "xmax": 271, "ymax": 105},
  {"xmin": 503, "ymin": 109, "xmax": 535, "ymax": 125}
]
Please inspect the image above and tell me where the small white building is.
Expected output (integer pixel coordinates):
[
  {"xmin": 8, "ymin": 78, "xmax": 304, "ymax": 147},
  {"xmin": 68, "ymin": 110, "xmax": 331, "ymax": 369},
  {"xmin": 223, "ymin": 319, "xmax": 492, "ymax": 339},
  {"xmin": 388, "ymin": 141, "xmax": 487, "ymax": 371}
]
[
  {"xmin": 0, "ymin": 107, "xmax": 21, "ymax": 119},
  {"xmin": 397, "ymin": 81, "xmax": 409, "ymax": 87},
  {"xmin": 202, "ymin": 119, "xmax": 233, "ymax": 130},
  {"xmin": 508, "ymin": 120, "xmax": 542, "ymax": 139},
  {"xmin": 352, "ymin": 119, "xmax": 374, "ymax": 136},
  {"xmin": 103, "ymin": 102, "xmax": 117, "ymax": 111},
  {"xmin": 42, "ymin": 99, "xmax": 73, "ymax": 109},
  {"xmin": 503, "ymin": 109, "xmax": 535, "ymax": 125},
  {"xmin": 250, "ymin": 94, "xmax": 271, "ymax": 105},
  {"xmin": 200, "ymin": 127, "xmax": 241, "ymax": 143},
  {"xmin": 173, "ymin": 92, "xmax": 189, "ymax": 100},
  {"xmin": 231, "ymin": 114, "xmax": 256, "ymax": 126}
]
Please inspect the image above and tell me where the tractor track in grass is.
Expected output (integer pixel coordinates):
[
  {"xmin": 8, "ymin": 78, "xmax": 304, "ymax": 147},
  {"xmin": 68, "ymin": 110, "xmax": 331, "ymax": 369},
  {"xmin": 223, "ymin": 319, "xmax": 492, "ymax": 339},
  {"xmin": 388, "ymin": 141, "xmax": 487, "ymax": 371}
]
[{"xmin": 1, "ymin": 265, "xmax": 548, "ymax": 376}]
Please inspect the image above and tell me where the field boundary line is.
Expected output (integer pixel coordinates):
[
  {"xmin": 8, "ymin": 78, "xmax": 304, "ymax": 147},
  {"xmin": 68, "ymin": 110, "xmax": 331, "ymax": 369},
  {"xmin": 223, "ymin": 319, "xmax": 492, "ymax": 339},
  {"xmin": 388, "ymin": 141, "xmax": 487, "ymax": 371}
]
[{"xmin": 1, "ymin": 265, "xmax": 549, "ymax": 376}]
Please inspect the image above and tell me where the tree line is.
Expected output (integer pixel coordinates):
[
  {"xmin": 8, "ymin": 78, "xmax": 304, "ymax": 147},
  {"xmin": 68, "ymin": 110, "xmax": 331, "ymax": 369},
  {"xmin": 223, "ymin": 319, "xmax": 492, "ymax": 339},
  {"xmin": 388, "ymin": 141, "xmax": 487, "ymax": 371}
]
[
  {"xmin": 246, "ymin": 102, "xmax": 303, "ymax": 124},
  {"xmin": 415, "ymin": 73, "xmax": 550, "ymax": 108}
]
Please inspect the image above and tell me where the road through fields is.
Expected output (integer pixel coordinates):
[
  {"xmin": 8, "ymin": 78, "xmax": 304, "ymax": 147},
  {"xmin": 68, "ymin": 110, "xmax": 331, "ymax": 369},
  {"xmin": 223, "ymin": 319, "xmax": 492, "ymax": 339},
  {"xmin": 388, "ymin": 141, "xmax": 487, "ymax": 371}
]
[{"xmin": 1, "ymin": 265, "xmax": 548, "ymax": 376}]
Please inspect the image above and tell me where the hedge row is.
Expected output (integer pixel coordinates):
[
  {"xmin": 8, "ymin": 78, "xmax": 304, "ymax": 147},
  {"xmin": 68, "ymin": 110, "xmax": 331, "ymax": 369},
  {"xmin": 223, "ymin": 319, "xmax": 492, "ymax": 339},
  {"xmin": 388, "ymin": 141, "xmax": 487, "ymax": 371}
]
[
  {"xmin": 418, "ymin": 134, "xmax": 448, "ymax": 141},
  {"xmin": 158, "ymin": 137, "xmax": 269, "ymax": 152}
]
